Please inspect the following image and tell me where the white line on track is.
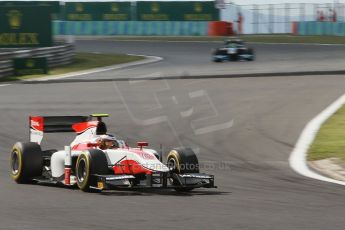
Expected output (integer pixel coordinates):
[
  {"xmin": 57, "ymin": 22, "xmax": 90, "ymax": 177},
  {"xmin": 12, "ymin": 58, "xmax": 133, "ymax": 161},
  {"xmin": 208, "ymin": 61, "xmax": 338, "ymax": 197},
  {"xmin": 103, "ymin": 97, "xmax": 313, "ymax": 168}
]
[
  {"xmin": 289, "ymin": 93, "xmax": 345, "ymax": 186},
  {"xmin": 27, "ymin": 54, "xmax": 163, "ymax": 81},
  {"xmin": 0, "ymin": 84, "xmax": 11, "ymax": 87}
]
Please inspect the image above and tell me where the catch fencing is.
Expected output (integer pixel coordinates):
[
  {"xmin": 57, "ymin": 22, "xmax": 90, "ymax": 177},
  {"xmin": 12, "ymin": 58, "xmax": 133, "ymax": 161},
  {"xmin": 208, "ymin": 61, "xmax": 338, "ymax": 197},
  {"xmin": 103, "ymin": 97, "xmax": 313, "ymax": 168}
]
[{"xmin": 220, "ymin": 3, "xmax": 345, "ymax": 34}]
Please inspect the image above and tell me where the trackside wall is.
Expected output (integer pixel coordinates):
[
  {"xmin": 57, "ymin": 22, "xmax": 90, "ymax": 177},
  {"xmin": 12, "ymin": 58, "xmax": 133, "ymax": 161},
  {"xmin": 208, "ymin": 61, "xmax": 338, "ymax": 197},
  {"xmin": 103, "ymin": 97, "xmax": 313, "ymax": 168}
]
[
  {"xmin": 53, "ymin": 21, "xmax": 209, "ymax": 36},
  {"xmin": 293, "ymin": 21, "xmax": 345, "ymax": 36}
]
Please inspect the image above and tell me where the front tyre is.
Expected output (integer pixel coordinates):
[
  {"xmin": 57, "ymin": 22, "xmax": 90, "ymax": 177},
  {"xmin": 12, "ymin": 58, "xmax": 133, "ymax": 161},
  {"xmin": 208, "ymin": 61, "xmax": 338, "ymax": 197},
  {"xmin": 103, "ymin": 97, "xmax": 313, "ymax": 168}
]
[
  {"xmin": 76, "ymin": 149, "xmax": 108, "ymax": 192},
  {"xmin": 167, "ymin": 147, "xmax": 199, "ymax": 192},
  {"xmin": 10, "ymin": 142, "xmax": 43, "ymax": 183},
  {"xmin": 229, "ymin": 53, "xmax": 238, "ymax": 61},
  {"xmin": 247, "ymin": 48, "xmax": 255, "ymax": 61}
]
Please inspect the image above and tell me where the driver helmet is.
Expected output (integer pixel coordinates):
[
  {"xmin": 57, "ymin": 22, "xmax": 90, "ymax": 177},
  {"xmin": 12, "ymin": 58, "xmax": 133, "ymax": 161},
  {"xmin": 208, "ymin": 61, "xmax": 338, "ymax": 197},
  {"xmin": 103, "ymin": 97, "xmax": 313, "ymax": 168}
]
[{"xmin": 97, "ymin": 134, "xmax": 118, "ymax": 150}]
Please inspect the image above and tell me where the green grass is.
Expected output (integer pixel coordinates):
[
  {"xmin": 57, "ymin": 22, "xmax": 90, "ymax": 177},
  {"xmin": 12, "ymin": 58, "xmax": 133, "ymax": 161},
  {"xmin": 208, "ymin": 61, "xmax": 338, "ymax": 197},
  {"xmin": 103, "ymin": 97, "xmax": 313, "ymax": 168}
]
[
  {"xmin": 308, "ymin": 105, "xmax": 345, "ymax": 161},
  {"xmin": 0, "ymin": 52, "xmax": 144, "ymax": 82},
  {"xmin": 105, "ymin": 35, "xmax": 345, "ymax": 44}
]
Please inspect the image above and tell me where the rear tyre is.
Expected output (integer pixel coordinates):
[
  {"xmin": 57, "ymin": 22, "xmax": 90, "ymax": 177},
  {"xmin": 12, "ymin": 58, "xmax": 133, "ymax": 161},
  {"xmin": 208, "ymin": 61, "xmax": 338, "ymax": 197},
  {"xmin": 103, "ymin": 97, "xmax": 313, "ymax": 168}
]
[
  {"xmin": 167, "ymin": 147, "xmax": 199, "ymax": 192},
  {"xmin": 10, "ymin": 142, "xmax": 43, "ymax": 184},
  {"xmin": 76, "ymin": 149, "xmax": 108, "ymax": 192}
]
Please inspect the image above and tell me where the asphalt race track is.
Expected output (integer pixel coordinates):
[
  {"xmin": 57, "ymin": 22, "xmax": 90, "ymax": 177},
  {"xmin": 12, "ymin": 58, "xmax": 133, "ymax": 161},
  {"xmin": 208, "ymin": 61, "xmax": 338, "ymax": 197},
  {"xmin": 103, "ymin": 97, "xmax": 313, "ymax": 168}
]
[
  {"xmin": 71, "ymin": 40, "xmax": 345, "ymax": 80},
  {"xmin": 1, "ymin": 41, "xmax": 345, "ymax": 230}
]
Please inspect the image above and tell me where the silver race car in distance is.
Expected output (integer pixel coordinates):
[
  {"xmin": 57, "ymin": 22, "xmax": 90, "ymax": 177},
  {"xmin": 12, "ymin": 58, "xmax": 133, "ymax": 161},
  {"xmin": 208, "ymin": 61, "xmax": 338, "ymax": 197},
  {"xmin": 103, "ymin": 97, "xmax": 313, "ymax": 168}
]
[{"xmin": 212, "ymin": 38, "xmax": 255, "ymax": 62}]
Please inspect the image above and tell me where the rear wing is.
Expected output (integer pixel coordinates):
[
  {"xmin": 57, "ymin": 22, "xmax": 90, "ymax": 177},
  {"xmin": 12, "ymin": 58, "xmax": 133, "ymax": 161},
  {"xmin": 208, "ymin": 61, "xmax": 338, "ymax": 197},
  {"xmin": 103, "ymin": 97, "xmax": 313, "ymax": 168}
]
[{"xmin": 29, "ymin": 114, "xmax": 109, "ymax": 144}]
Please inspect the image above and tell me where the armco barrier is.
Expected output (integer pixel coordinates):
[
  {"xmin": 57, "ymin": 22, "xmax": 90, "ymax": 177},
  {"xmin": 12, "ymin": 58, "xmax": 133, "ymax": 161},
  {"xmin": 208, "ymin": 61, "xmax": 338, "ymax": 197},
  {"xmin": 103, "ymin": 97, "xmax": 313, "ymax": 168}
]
[
  {"xmin": 0, "ymin": 43, "xmax": 74, "ymax": 78},
  {"xmin": 294, "ymin": 21, "xmax": 345, "ymax": 36},
  {"xmin": 53, "ymin": 21, "xmax": 209, "ymax": 36}
]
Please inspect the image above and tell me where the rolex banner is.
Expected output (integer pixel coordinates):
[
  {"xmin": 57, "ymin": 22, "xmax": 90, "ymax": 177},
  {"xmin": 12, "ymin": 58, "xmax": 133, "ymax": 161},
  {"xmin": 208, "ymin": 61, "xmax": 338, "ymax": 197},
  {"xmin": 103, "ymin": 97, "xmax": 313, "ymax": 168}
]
[
  {"xmin": 0, "ymin": 6, "xmax": 52, "ymax": 48},
  {"xmin": 65, "ymin": 2, "xmax": 131, "ymax": 21},
  {"xmin": 0, "ymin": 1, "xmax": 60, "ymax": 13},
  {"xmin": 13, "ymin": 57, "xmax": 48, "ymax": 76},
  {"xmin": 64, "ymin": 1, "xmax": 219, "ymax": 21},
  {"xmin": 136, "ymin": 1, "xmax": 219, "ymax": 21}
]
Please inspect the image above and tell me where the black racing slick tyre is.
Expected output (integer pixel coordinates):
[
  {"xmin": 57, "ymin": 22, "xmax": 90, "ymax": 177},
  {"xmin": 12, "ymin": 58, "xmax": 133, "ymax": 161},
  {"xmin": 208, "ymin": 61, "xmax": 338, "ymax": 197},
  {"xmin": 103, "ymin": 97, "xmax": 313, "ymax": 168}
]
[
  {"xmin": 167, "ymin": 147, "xmax": 199, "ymax": 192},
  {"xmin": 76, "ymin": 149, "xmax": 108, "ymax": 192},
  {"xmin": 167, "ymin": 147, "xmax": 199, "ymax": 174},
  {"xmin": 247, "ymin": 48, "xmax": 255, "ymax": 61},
  {"xmin": 229, "ymin": 54, "xmax": 238, "ymax": 61},
  {"xmin": 10, "ymin": 142, "xmax": 43, "ymax": 184}
]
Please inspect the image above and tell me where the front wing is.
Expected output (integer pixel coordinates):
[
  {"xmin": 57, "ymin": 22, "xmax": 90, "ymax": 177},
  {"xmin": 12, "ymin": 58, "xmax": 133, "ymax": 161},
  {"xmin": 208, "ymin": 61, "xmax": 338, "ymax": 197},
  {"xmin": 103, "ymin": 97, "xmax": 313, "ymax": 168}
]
[{"xmin": 92, "ymin": 173, "xmax": 216, "ymax": 191}]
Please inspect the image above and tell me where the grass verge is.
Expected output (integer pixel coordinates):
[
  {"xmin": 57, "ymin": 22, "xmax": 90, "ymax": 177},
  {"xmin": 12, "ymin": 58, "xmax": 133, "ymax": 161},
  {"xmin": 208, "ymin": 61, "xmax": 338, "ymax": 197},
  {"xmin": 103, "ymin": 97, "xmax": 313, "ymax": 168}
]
[
  {"xmin": 103, "ymin": 35, "xmax": 345, "ymax": 44},
  {"xmin": 308, "ymin": 105, "xmax": 345, "ymax": 161},
  {"xmin": 0, "ymin": 52, "xmax": 144, "ymax": 82}
]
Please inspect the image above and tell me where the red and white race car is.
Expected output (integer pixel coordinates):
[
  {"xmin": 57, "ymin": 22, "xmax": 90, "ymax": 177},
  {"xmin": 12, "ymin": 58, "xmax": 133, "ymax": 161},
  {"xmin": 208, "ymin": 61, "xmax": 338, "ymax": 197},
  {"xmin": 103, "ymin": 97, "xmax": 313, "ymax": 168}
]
[{"xmin": 10, "ymin": 114, "xmax": 216, "ymax": 192}]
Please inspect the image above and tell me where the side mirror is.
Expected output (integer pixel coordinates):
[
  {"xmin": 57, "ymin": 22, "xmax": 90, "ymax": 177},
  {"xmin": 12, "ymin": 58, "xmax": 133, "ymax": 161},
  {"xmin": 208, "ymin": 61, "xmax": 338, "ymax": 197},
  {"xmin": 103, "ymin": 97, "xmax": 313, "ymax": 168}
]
[{"xmin": 137, "ymin": 142, "xmax": 149, "ymax": 150}]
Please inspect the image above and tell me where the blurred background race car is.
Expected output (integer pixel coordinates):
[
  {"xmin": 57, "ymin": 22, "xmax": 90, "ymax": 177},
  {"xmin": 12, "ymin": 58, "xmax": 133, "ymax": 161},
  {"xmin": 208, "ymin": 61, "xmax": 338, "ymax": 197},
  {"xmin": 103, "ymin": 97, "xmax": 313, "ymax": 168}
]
[{"xmin": 212, "ymin": 38, "xmax": 255, "ymax": 62}]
